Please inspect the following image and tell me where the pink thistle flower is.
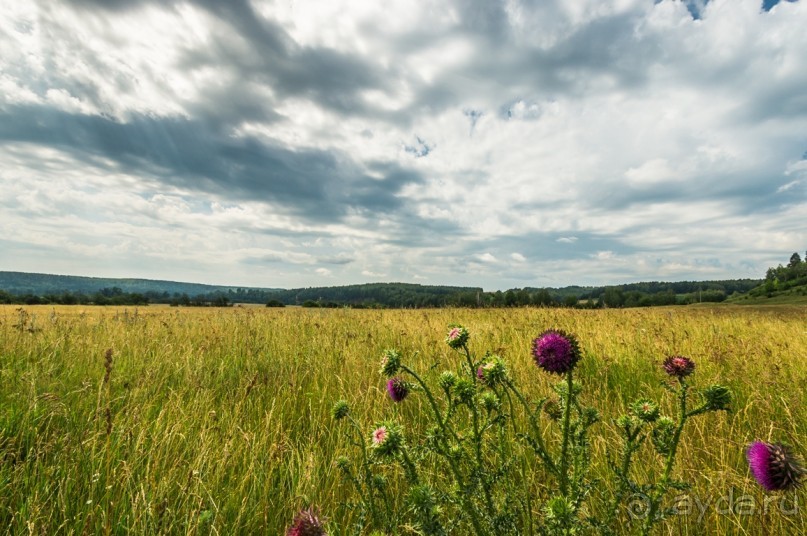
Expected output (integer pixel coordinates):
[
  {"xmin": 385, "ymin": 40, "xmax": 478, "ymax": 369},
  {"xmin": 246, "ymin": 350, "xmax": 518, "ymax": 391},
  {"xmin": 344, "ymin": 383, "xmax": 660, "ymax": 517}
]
[
  {"xmin": 445, "ymin": 325, "xmax": 469, "ymax": 349},
  {"xmin": 662, "ymin": 356, "xmax": 695, "ymax": 378},
  {"xmin": 373, "ymin": 426, "xmax": 388, "ymax": 445},
  {"xmin": 286, "ymin": 507, "xmax": 327, "ymax": 536}
]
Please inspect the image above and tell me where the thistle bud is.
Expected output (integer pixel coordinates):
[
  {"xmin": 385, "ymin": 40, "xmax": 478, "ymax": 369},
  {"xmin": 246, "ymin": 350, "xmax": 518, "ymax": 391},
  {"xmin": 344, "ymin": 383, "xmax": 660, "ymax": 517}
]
[
  {"xmin": 532, "ymin": 330, "xmax": 581, "ymax": 375},
  {"xmin": 476, "ymin": 356, "xmax": 507, "ymax": 386},
  {"xmin": 702, "ymin": 384, "xmax": 731, "ymax": 412},
  {"xmin": 438, "ymin": 371, "xmax": 457, "ymax": 391},
  {"xmin": 386, "ymin": 377, "xmax": 410, "ymax": 403},
  {"xmin": 544, "ymin": 399, "xmax": 563, "ymax": 422},
  {"xmin": 331, "ymin": 400, "xmax": 350, "ymax": 420},
  {"xmin": 380, "ymin": 349, "xmax": 401, "ymax": 377},
  {"xmin": 629, "ymin": 398, "xmax": 660, "ymax": 423},
  {"xmin": 480, "ymin": 391, "xmax": 500, "ymax": 412},
  {"xmin": 652, "ymin": 416, "xmax": 676, "ymax": 456},
  {"xmin": 454, "ymin": 378, "xmax": 476, "ymax": 405}
]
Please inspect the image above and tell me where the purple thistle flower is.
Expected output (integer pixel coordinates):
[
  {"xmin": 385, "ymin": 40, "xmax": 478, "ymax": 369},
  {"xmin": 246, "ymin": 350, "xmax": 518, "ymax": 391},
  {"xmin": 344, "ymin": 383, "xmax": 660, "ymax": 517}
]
[
  {"xmin": 662, "ymin": 355, "xmax": 695, "ymax": 378},
  {"xmin": 386, "ymin": 377, "xmax": 409, "ymax": 402},
  {"xmin": 747, "ymin": 441, "xmax": 805, "ymax": 492},
  {"xmin": 531, "ymin": 330, "xmax": 580, "ymax": 375},
  {"xmin": 287, "ymin": 507, "xmax": 327, "ymax": 536}
]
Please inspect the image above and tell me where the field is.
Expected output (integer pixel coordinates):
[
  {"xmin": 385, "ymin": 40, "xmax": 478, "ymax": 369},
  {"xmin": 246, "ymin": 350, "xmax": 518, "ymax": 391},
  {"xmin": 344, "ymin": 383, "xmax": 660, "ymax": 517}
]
[{"xmin": 1, "ymin": 304, "xmax": 806, "ymax": 534}]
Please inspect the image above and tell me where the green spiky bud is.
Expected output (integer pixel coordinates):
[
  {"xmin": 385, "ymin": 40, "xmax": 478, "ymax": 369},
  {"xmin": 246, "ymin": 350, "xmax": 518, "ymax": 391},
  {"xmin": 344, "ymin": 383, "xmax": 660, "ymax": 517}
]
[
  {"xmin": 652, "ymin": 416, "xmax": 676, "ymax": 456},
  {"xmin": 702, "ymin": 384, "xmax": 731, "ymax": 412},
  {"xmin": 438, "ymin": 371, "xmax": 457, "ymax": 391},
  {"xmin": 454, "ymin": 378, "xmax": 476, "ymax": 405},
  {"xmin": 336, "ymin": 456, "xmax": 351, "ymax": 472},
  {"xmin": 616, "ymin": 414, "xmax": 640, "ymax": 436},
  {"xmin": 554, "ymin": 379, "xmax": 583, "ymax": 398},
  {"xmin": 543, "ymin": 495, "xmax": 576, "ymax": 529},
  {"xmin": 582, "ymin": 406, "xmax": 600, "ymax": 427},
  {"xmin": 630, "ymin": 398, "xmax": 660, "ymax": 423},
  {"xmin": 544, "ymin": 399, "xmax": 563, "ymax": 421},
  {"xmin": 480, "ymin": 391, "xmax": 501, "ymax": 413},
  {"xmin": 331, "ymin": 400, "xmax": 350, "ymax": 420},
  {"xmin": 380, "ymin": 349, "xmax": 401, "ymax": 377},
  {"xmin": 476, "ymin": 355, "xmax": 508, "ymax": 386}
]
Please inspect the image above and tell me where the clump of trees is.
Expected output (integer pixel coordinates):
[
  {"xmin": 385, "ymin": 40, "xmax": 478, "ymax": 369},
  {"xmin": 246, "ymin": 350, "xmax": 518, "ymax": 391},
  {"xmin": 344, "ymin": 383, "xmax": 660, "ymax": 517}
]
[{"xmin": 750, "ymin": 251, "xmax": 807, "ymax": 297}]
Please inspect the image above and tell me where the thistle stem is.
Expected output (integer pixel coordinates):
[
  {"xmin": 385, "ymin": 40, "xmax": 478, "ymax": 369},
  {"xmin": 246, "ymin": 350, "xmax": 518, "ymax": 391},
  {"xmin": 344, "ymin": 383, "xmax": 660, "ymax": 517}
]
[
  {"xmin": 642, "ymin": 381, "xmax": 689, "ymax": 535},
  {"xmin": 559, "ymin": 369, "xmax": 574, "ymax": 496},
  {"xmin": 461, "ymin": 346, "xmax": 496, "ymax": 516},
  {"xmin": 401, "ymin": 363, "xmax": 486, "ymax": 535},
  {"xmin": 400, "ymin": 364, "xmax": 459, "ymax": 443},
  {"xmin": 505, "ymin": 379, "xmax": 558, "ymax": 476}
]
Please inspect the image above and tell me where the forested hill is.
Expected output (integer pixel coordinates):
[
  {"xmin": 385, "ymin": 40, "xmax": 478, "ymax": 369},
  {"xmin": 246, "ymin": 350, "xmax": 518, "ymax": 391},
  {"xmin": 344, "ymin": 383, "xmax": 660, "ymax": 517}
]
[
  {"xmin": 269, "ymin": 283, "xmax": 483, "ymax": 308},
  {"xmin": 0, "ymin": 271, "xmax": 276, "ymax": 297},
  {"xmin": 0, "ymin": 270, "xmax": 763, "ymax": 308}
]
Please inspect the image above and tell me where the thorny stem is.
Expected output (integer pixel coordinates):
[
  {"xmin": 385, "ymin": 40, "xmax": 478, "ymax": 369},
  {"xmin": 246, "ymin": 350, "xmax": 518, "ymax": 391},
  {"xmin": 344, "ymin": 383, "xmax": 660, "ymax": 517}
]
[
  {"xmin": 347, "ymin": 416, "xmax": 380, "ymax": 524},
  {"xmin": 462, "ymin": 345, "xmax": 496, "ymax": 517},
  {"xmin": 642, "ymin": 380, "xmax": 689, "ymax": 536},
  {"xmin": 401, "ymin": 364, "xmax": 459, "ymax": 444},
  {"xmin": 505, "ymin": 379, "xmax": 558, "ymax": 477},
  {"xmin": 559, "ymin": 369, "xmax": 574, "ymax": 496},
  {"xmin": 401, "ymin": 363, "xmax": 486, "ymax": 535}
]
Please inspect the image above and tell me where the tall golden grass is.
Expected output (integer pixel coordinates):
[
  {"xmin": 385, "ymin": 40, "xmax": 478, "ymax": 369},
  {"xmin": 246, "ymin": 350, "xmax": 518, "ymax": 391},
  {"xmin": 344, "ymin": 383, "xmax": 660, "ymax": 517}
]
[{"xmin": 1, "ymin": 304, "xmax": 804, "ymax": 534}]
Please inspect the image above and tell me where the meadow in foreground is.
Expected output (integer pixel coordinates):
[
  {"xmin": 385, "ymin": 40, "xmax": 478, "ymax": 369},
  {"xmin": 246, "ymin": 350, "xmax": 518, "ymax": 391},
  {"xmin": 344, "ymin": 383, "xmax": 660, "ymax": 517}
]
[{"xmin": 0, "ymin": 305, "xmax": 805, "ymax": 534}]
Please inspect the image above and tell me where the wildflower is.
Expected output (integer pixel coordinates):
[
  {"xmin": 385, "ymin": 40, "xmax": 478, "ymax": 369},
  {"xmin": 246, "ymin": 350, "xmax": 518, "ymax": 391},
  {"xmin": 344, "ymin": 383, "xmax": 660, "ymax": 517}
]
[
  {"xmin": 331, "ymin": 400, "xmax": 350, "ymax": 420},
  {"xmin": 371, "ymin": 422, "xmax": 403, "ymax": 457},
  {"xmin": 380, "ymin": 349, "xmax": 401, "ymax": 377},
  {"xmin": 662, "ymin": 355, "xmax": 695, "ymax": 378},
  {"xmin": 630, "ymin": 398, "xmax": 660, "ymax": 423},
  {"xmin": 446, "ymin": 325, "xmax": 469, "ymax": 349},
  {"xmin": 373, "ymin": 426, "xmax": 388, "ymax": 445},
  {"xmin": 386, "ymin": 377, "xmax": 409, "ymax": 402},
  {"xmin": 287, "ymin": 507, "xmax": 327, "ymax": 536},
  {"xmin": 747, "ymin": 442, "xmax": 805, "ymax": 491},
  {"xmin": 531, "ymin": 330, "xmax": 581, "ymax": 375},
  {"xmin": 476, "ymin": 356, "xmax": 507, "ymax": 386}
]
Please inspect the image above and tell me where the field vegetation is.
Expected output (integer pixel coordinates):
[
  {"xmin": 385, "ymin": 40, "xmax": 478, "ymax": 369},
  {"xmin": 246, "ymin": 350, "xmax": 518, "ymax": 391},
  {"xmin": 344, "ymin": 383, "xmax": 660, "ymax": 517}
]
[{"xmin": 1, "ymin": 305, "xmax": 805, "ymax": 534}]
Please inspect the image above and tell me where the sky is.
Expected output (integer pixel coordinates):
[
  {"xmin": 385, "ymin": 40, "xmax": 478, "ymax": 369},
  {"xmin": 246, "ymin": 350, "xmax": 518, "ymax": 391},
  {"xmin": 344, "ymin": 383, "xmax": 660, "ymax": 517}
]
[{"xmin": 0, "ymin": 0, "xmax": 805, "ymax": 291}]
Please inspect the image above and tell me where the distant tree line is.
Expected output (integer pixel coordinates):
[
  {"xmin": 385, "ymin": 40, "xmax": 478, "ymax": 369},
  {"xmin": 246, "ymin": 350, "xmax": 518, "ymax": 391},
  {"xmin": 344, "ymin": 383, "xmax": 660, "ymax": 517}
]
[
  {"xmin": 259, "ymin": 280, "xmax": 761, "ymax": 309},
  {"xmin": 0, "ymin": 277, "xmax": 767, "ymax": 310},
  {"xmin": 0, "ymin": 287, "xmax": 150, "ymax": 306}
]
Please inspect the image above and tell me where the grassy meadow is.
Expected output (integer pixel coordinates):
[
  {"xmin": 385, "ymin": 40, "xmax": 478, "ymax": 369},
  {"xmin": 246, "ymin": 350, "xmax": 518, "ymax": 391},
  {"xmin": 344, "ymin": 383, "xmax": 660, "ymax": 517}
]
[{"xmin": 1, "ymin": 304, "xmax": 806, "ymax": 534}]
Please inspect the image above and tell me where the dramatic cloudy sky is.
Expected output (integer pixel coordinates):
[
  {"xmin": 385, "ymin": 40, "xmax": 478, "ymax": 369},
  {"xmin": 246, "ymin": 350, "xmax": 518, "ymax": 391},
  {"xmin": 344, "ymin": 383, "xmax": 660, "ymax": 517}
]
[{"xmin": 1, "ymin": 0, "xmax": 805, "ymax": 290}]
